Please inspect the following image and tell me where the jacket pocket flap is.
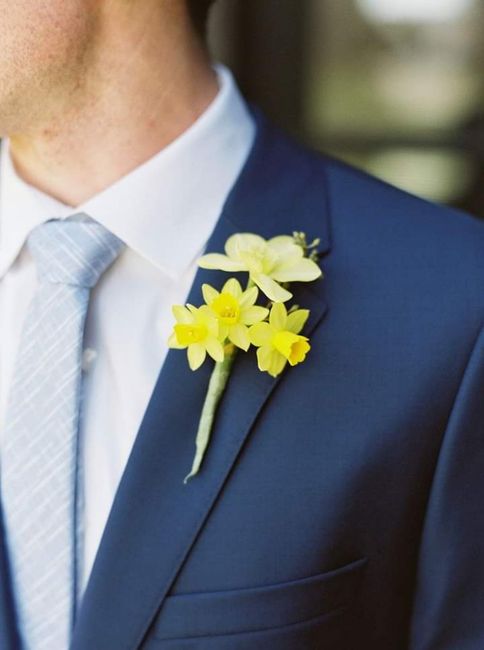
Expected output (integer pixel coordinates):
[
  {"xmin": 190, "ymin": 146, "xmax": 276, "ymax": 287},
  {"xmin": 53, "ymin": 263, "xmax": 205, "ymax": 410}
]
[{"xmin": 152, "ymin": 557, "xmax": 368, "ymax": 640}]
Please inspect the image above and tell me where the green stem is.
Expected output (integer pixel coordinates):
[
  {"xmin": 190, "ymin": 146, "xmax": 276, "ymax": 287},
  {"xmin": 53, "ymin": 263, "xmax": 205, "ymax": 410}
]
[
  {"xmin": 183, "ymin": 277, "xmax": 255, "ymax": 484},
  {"xmin": 183, "ymin": 344, "xmax": 238, "ymax": 483}
]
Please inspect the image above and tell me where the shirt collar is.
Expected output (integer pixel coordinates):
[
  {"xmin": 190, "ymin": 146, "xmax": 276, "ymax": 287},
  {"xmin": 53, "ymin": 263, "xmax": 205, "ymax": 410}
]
[{"xmin": 0, "ymin": 63, "xmax": 255, "ymax": 280}]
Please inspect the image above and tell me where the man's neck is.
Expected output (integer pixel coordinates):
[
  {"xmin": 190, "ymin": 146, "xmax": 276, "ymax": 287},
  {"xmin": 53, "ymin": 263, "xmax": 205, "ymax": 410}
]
[{"xmin": 7, "ymin": 5, "xmax": 218, "ymax": 207}]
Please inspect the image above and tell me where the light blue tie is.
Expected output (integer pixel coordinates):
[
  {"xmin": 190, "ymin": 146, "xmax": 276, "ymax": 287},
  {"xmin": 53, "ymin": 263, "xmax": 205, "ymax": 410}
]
[{"xmin": 1, "ymin": 214, "xmax": 125, "ymax": 650}]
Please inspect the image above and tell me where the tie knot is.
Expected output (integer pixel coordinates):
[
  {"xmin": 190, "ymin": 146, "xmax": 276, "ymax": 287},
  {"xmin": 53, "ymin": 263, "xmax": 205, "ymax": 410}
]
[{"xmin": 27, "ymin": 215, "xmax": 125, "ymax": 288}]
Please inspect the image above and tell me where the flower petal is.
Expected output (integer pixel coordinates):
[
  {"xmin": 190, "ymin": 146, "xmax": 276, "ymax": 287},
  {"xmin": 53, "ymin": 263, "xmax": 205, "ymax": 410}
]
[
  {"xmin": 269, "ymin": 302, "xmax": 287, "ymax": 330},
  {"xmin": 256, "ymin": 345, "xmax": 273, "ymax": 372},
  {"xmin": 222, "ymin": 277, "xmax": 243, "ymax": 298},
  {"xmin": 240, "ymin": 305, "xmax": 269, "ymax": 325},
  {"xmin": 218, "ymin": 323, "xmax": 230, "ymax": 341},
  {"xmin": 172, "ymin": 305, "xmax": 192, "ymax": 323},
  {"xmin": 271, "ymin": 258, "xmax": 322, "ymax": 283},
  {"xmin": 268, "ymin": 352, "xmax": 288, "ymax": 377},
  {"xmin": 198, "ymin": 253, "xmax": 246, "ymax": 272},
  {"xmin": 197, "ymin": 305, "xmax": 219, "ymax": 333},
  {"xmin": 267, "ymin": 236, "xmax": 298, "ymax": 255},
  {"xmin": 257, "ymin": 346, "xmax": 286, "ymax": 377},
  {"xmin": 202, "ymin": 283, "xmax": 219, "ymax": 305},
  {"xmin": 225, "ymin": 233, "xmax": 266, "ymax": 260},
  {"xmin": 286, "ymin": 309, "xmax": 310, "ymax": 334},
  {"xmin": 270, "ymin": 251, "xmax": 305, "ymax": 279},
  {"xmin": 228, "ymin": 323, "xmax": 251, "ymax": 351},
  {"xmin": 167, "ymin": 331, "xmax": 185, "ymax": 349},
  {"xmin": 205, "ymin": 336, "xmax": 225, "ymax": 363},
  {"xmin": 252, "ymin": 273, "xmax": 293, "ymax": 303},
  {"xmin": 248, "ymin": 322, "xmax": 273, "ymax": 347},
  {"xmin": 187, "ymin": 343, "xmax": 206, "ymax": 370},
  {"xmin": 239, "ymin": 286, "xmax": 259, "ymax": 308},
  {"xmin": 186, "ymin": 303, "xmax": 199, "ymax": 316}
]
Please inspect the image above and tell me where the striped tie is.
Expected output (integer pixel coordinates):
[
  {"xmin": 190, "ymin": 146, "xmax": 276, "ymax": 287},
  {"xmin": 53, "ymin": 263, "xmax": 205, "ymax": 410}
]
[{"xmin": 1, "ymin": 214, "xmax": 125, "ymax": 650}]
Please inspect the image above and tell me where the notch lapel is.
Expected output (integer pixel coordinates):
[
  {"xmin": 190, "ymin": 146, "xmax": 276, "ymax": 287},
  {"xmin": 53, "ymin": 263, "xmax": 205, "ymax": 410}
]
[
  {"xmin": 71, "ymin": 107, "xmax": 332, "ymax": 650},
  {"xmin": 0, "ymin": 508, "xmax": 20, "ymax": 650}
]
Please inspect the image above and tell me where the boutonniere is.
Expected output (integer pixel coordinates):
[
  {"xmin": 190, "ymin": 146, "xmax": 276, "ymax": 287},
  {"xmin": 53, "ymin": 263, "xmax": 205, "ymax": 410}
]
[{"xmin": 168, "ymin": 232, "xmax": 323, "ymax": 483}]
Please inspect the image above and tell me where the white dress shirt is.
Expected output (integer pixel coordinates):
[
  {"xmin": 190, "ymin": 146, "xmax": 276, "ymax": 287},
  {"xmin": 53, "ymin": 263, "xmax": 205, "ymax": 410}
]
[{"xmin": 0, "ymin": 63, "xmax": 255, "ymax": 597}]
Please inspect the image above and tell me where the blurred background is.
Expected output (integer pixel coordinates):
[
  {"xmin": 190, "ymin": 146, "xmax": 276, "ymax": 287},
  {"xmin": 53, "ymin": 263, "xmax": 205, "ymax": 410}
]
[{"xmin": 207, "ymin": 0, "xmax": 484, "ymax": 219}]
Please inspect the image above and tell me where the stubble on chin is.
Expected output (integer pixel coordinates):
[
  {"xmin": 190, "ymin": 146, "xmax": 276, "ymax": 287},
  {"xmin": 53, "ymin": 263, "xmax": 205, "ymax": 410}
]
[{"xmin": 0, "ymin": 7, "xmax": 98, "ymax": 138}]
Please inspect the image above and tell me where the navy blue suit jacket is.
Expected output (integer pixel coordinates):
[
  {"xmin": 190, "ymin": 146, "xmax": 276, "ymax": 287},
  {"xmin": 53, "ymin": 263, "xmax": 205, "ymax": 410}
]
[{"xmin": 1, "ymin": 107, "xmax": 483, "ymax": 649}]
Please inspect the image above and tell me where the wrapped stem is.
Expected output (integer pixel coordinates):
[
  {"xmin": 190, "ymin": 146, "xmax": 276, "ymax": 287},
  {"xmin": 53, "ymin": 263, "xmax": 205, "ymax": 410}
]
[{"xmin": 183, "ymin": 343, "xmax": 238, "ymax": 483}]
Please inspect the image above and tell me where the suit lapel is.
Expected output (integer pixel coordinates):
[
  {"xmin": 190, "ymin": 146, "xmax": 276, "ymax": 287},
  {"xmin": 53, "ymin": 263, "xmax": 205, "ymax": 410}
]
[
  {"xmin": 71, "ymin": 107, "xmax": 332, "ymax": 650},
  {"xmin": 0, "ymin": 508, "xmax": 21, "ymax": 650}
]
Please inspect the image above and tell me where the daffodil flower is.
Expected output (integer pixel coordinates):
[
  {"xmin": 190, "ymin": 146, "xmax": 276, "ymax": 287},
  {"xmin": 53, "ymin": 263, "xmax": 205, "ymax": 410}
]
[
  {"xmin": 198, "ymin": 233, "xmax": 322, "ymax": 303},
  {"xmin": 168, "ymin": 230, "xmax": 322, "ymax": 483},
  {"xmin": 248, "ymin": 302, "xmax": 311, "ymax": 377},
  {"xmin": 202, "ymin": 278, "xmax": 269, "ymax": 351},
  {"xmin": 168, "ymin": 304, "xmax": 224, "ymax": 371}
]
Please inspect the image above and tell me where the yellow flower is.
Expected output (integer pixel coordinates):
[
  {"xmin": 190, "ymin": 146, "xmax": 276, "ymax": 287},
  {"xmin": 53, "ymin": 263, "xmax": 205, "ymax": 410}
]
[
  {"xmin": 168, "ymin": 304, "xmax": 224, "ymax": 370},
  {"xmin": 198, "ymin": 233, "xmax": 322, "ymax": 303},
  {"xmin": 202, "ymin": 278, "xmax": 269, "ymax": 351},
  {"xmin": 248, "ymin": 302, "xmax": 311, "ymax": 377}
]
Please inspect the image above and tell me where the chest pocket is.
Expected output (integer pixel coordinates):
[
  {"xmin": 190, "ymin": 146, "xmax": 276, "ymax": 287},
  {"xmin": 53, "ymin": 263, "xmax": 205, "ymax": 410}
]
[{"xmin": 148, "ymin": 556, "xmax": 367, "ymax": 645}]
